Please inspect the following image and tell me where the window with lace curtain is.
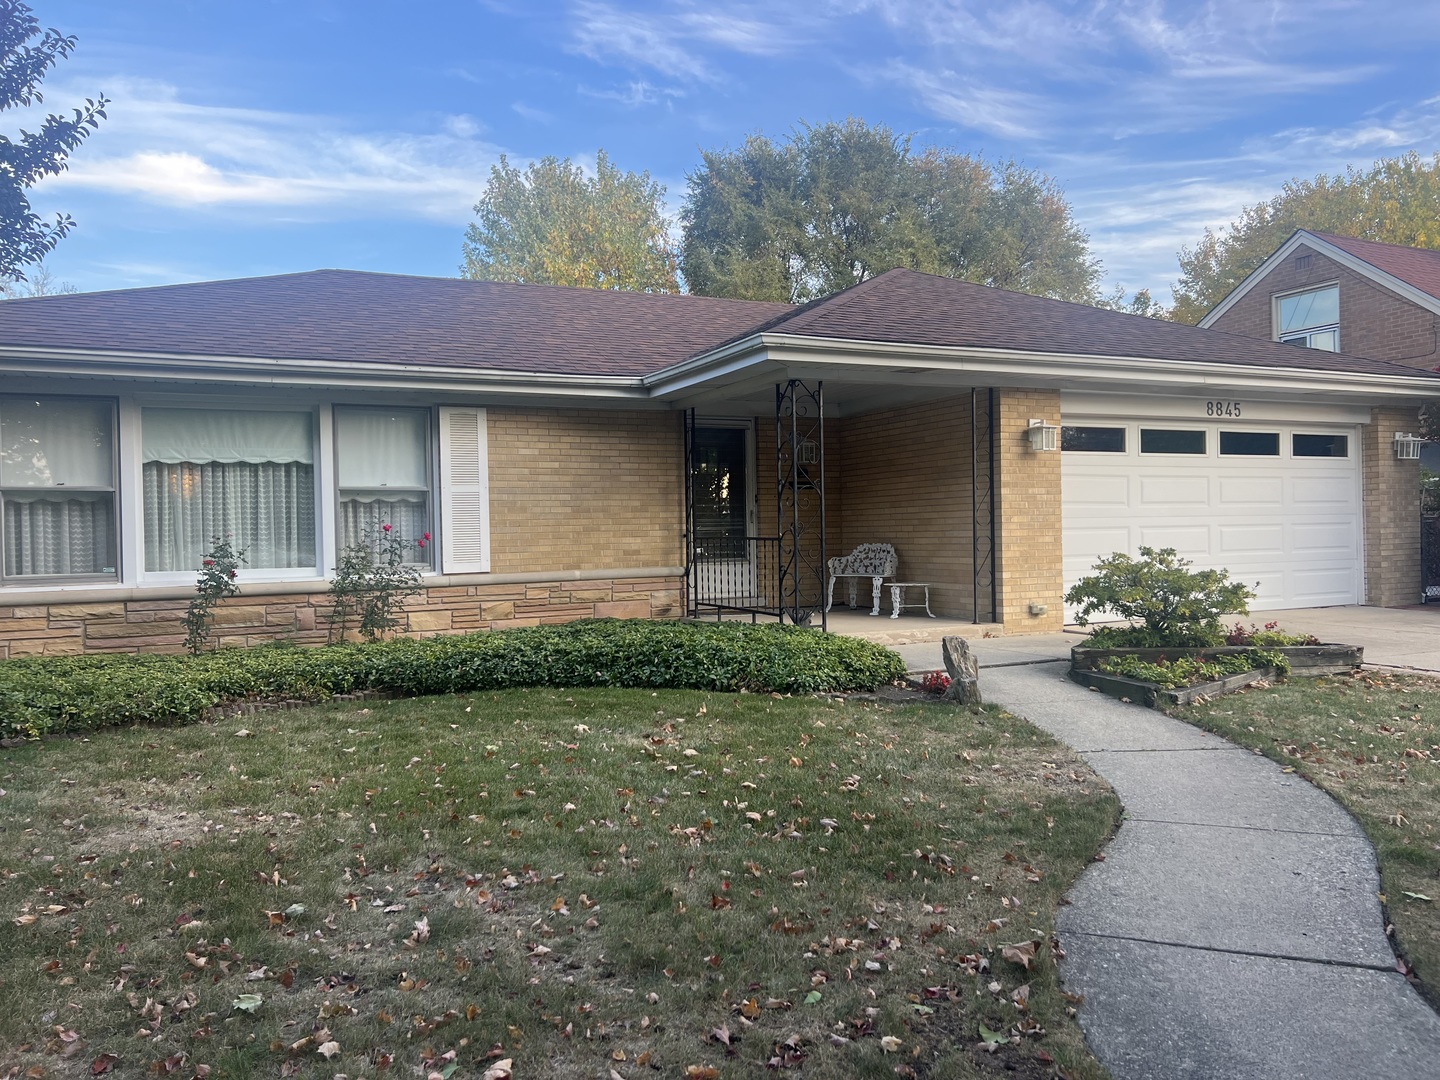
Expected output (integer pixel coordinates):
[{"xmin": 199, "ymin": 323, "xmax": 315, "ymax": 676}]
[
  {"xmin": 334, "ymin": 406, "xmax": 432, "ymax": 565},
  {"xmin": 1, "ymin": 396, "xmax": 118, "ymax": 581},
  {"xmin": 141, "ymin": 408, "xmax": 317, "ymax": 573}
]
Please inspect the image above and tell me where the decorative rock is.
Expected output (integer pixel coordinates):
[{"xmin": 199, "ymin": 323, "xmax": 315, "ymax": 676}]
[{"xmin": 941, "ymin": 635, "xmax": 982, "ymax": 705}]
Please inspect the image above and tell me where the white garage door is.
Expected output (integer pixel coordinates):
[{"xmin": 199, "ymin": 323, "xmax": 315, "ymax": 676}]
[{"xmin": 1062, "ymin": 416, "xmax": 1363, "ymax": 616}]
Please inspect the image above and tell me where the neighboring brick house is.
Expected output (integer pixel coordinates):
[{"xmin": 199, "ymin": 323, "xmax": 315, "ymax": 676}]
[
  {"xmin": 1200, "ymin": 231, "xmax": 1440, "ymax": 375},
  {"xmin": 1201, "ymin": 230, "xmax": 1440, "ymax": 601},
  {"xmin": 1, "ymin": 266, "xmax": 1438, "ymax": 657}
]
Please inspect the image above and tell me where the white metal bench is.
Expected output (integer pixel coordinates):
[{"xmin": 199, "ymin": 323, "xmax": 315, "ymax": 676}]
[{"xmin": 825, "ymin": 543, "xmax": 898, "ymax": 616}]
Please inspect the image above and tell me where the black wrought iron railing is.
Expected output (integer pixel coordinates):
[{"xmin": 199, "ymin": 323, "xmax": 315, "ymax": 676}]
[
  {"xmin": 688, "ymin": 533, "xmax": 782, "ymax": 619},
  {"xmin": 1423, "ymin": 514, "xmax": 1440, "ymax": 601}
]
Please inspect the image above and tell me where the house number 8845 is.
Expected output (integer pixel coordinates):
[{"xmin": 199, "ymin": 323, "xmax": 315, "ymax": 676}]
[{"xmin": 1206, "ymin": 401, "xmax": 1241, "ymax": 417}]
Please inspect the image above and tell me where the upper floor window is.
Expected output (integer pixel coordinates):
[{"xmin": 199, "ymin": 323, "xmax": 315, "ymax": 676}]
[
  {"xmin": 1277, "ymin": 286, "xmax": 1339, "ymax": 351},
  {"xmin": 1, "ymin": 396, "xmax": 117, "ymax": 581}
]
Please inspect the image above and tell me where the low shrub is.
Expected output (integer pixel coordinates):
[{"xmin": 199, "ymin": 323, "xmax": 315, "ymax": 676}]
[
  {"xmin": 0, "ymin": 620, "xmax": 906, "ymax": 740},
  {"xmin": 1097, "ymin": 649, "xmax": 1289, "ymax": 689},
  {"xmin": 1066, "ymin": 546, "xmax": 1256, "ymax": 648}
]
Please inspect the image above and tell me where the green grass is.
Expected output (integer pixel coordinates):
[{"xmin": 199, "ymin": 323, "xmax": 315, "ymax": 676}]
[
  {"xmin": 1176, "ymin": 670, "xmax": 1440, "ymax": 1005},
  {"xmin": 0, "ymin": 687, "xmax": 1119, "ymax": 1079}
]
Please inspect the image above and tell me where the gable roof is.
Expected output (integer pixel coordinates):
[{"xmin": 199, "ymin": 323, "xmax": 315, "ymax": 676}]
[
  {"xmin": 1198, "ymin": 230, "xmax": 1440, "ymax": 329},
  {"xmin": 1309, "ymin": 232, "xmax": 1440, "ymax": 301},
  {"xmin": 730, "ymin": 267, "xmax": 1434, "ymax": 379},
  {"xmin": 0, "ymin": 269, "xmax": 793, "ymax": 377}
]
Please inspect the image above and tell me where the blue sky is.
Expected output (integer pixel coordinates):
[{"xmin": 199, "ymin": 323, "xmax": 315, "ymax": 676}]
[{"xmin": 22, "ymin": 0, "xmax": 1440, "ymax": 303}]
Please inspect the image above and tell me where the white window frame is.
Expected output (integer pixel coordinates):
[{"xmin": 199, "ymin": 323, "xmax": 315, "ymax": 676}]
[
  {"xmin": 0, "ymin": 393, "xmax": 120, "ymax": 585},
  {"xmin": 332, "ymin": 404, "xmax": 436, "ymax": 571},
  {"xmin": 132, "ymin": 401, "xmax": 326, "ymax": 587},
  {"xmin": 1274, "ymin": 283, "xmax": 1340, "ymax": 351}
]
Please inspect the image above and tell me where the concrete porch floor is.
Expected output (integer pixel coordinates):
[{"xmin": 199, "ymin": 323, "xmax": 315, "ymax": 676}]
[{"xmin": 819, "ymin": 607, "xmax": 1002, "ymax": 645}]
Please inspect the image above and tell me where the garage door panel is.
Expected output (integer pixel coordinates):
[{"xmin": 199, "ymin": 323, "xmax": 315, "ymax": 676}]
[
  {"xmin": 1218, "ymin": 476, "xmax": 1284, "ymax": 506},
  {"xmin": 1218, "ymin": 524, "xmax": 1285, "ymax": 554},
  {"xmin": 1289, "ymin": 568, "xmax": 1361, "ymax": 607},
  {"xmin": 1137, "ymin": 525, "xmax": 1210, "ymax": 556},
  {"xmin": 1065, "ymin": 475, "xmax": 1130, "ymax": 507},
  {"xmin": 1292, "ymin": 521, "xmax": 1358, "ymax": 556},
  {"xmin": 1292, "ymin": 477, "xmax": 1355, "ymax": 506},
  {"xmin": 1138, "ymin": 476, "xmax": 1208, "ymax": 506},
  {"xmin": 1063, "ymin": 416, "xmax": 1360, "ymax": 616}
]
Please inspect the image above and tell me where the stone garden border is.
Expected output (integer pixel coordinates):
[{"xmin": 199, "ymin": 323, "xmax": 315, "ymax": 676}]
[
  {"xmin": 1071, "ymin": 643, "xmax": 1363, "ymax": 678},
  {"xmin": 1068, "ymin": 641, "xmax": 1363, "ymax": 711}
]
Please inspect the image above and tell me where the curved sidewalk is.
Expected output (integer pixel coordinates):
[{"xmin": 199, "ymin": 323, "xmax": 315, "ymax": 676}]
[{"xmin": 896, "ymin": 636, "xmax": 1440, "ymax": 1079}]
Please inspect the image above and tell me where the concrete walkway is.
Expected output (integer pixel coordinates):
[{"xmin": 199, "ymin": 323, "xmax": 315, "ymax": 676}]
[{"xmin": 894, "ymin": 633, "xmax": 1440, "ymax": 1080}]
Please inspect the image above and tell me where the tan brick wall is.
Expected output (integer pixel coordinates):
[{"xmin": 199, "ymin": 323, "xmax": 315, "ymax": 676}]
[
  {"xmin": 833, "ymin": 395, "xmax": 979, "ymax": 618},
  {"xmin": 1363, "ymin": 406, "xmax": 1423, "ymax": 607},
  {"xmin": 489, "ymin": 408, "xmax": 684, "ymax": 573},
  {"xmin": 0, "ymin": 575, "xmax": 685, "ymax": 658},
  {"xmin": 1208, "ymin": 243, "xmax": 1440, "ymax": 371},
  {"xmin": 993, "ymin": 389, "xmax": 1064, "ymax": 632}
]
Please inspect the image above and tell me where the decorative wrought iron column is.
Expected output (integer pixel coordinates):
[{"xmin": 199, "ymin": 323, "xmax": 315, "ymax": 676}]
[
  {"xmin": 971, "ymin": 388, "xmax": 997, "ymax": 623},
  {"xmin": 776, "ymin": 380, "xmax": 826, "ymax": 628},
  {"xmin": 683, "ymin": 408, "xmax": 697, "ymax": 617}
]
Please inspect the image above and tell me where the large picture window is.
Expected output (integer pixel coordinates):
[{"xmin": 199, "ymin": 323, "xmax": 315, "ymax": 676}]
[
  {"xmin": 335, "ymin": 407, "xmax": 431, "ymax": 563},
  {"xmin": 1, "ymin": 396, "xmax": 117, "ymax": 580},
  {"xmin": 142, "ymin": 408, "xmax": 316, "ymax": 573}
]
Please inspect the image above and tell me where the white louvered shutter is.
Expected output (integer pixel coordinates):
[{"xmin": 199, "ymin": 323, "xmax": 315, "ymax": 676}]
[{"xmin": 439, "ymin": 407, "xmax": 490, "ymax": 573}]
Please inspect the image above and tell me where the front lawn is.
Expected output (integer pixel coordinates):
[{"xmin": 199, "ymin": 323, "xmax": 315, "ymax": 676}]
[
  {"xmin": 0, "ymin": 688, "xmax": 1119, "ymax": 1079},
  {"xmin": 1176, "ymin": 671, "xmax": 1440, "ymax": 1006}
]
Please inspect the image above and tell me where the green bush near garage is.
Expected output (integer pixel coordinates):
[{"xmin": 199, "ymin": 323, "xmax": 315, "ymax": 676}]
[{"xmin": 0, "ymin": 619, "xmax": 907, "ymax": 740}]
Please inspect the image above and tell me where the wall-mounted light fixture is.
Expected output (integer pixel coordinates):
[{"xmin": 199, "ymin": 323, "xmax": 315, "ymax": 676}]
[
  {"xmin": 1027, "ymin": 419, "xmax": 1059, "ymax": 452},
  {"xmin": 1394, "ymin": 432, "xmax": 1425, "ymax": 460}
]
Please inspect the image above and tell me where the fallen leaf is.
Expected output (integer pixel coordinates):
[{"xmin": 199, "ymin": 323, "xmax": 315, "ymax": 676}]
[
  {"xmin": 316, "ymin": 1040, "xmax": 341, "ymax": 1059},
  {"xmin": 90, "ymin": 1053, "xmax": 120, "ymax": 1075},
  {"xmin": 481, "ymin": 1060, "xmax": 513, "ymax": 1080},
  {"xmin": 880, "ymin": 1036, "xmax": 902, "ymax": 1053},
  {"xmin": 232, "ymin": 994, "xmax": 263, "ymax": 1014}
]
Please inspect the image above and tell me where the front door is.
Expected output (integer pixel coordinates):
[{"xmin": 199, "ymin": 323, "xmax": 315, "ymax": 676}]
[{"xmin": 690, "ymin": 421, "xmax": 757, "ymax": 604}]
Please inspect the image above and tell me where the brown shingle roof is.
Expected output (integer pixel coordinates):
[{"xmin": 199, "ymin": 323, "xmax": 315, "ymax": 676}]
[
  {"xmin": 1309, "ymin": 232, "xmax": 1440, "ymax": 302},
  {"xmin": 1, "ymin": 265, "xmax": 1433, "ymax": 383},
  {"xmin": 749, "ymin": 267, "xmax": 1438, "ymax": 378},
  {"xmin": 0, "ymin": 270, "xmax": 793, "ymax": 377}
]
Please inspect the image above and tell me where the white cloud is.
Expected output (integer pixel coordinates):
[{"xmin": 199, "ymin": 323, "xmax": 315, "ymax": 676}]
[
  {"xmin": 567, "ymin": 0, "xmax": 812, "ymax": 84},
  {"xmin": 881, "ymin": 64, "xmax": 1048, "ymax": 140},
  {"xmin": 578, "ymin": 79, "xmax": 686, "ymax": 108},
  {"xmin": 35, "ymin": 76, "xmax": 506, "ymax": 223}
]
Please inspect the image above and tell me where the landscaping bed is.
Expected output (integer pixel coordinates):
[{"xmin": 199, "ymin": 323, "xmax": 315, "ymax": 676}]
[
  {"xmin": 1174, "ymin": 670, "xmax": 1440, "ymax": 1009},
  {"xmin": 1071, "ymin": 643, "xmax": 1362, "ymax": 678},
  {"xmin": 1070, "ymin": 663, "xmax": 1279, "ymax": 708},
  {"xmin": 0, "ymin": 687, "xmax": 1121, "ymax": 1079}
]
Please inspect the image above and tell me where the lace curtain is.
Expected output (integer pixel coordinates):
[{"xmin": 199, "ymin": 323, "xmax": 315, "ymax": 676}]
[
  {"xmin": 142, "ymin": 408, "xmax": 316, "ymax": 573},
  {"xmin": 336, "ymin": 408, "xmax": 430, "ymax": 563},
  {"xmin": 3, "ymin": 494, "xmax": 115, "ymax": 577}
]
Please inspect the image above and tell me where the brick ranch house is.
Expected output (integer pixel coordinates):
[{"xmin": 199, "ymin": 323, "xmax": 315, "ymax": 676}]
[{"xmin": 1, "ymin": 266, "xmax": 1438, "ymax": 657}]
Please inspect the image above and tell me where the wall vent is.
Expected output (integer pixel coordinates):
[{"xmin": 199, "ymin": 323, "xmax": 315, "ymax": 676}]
[{"xmin": 1295, "ymin": 254, "xmax": 1313, "ymax": 271}]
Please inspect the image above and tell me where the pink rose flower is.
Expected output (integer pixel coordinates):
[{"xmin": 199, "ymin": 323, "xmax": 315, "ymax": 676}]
[
  {"xmin": 422, "ymin": 532, "xmax": 431, "ymax": 541},
  {"xmin": 382, "ymin": 523, "xmax": 392, "ymax": 532}
]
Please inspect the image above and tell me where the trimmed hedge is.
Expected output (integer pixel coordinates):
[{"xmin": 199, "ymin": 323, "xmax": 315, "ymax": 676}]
[{"xmin": 0, "ymin": 620, "xmax": 907, "ymax": 739}]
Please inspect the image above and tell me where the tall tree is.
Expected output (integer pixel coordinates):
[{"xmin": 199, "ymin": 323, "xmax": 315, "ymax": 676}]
[
  {"xmin": 1171, "ymin": 152, "xmax": 1440, "ymax": 324},
  {"xmin": 461, "ymin": 150, "xmax": 680, "ymax": 293},
  {"xmin": 0, "ymin": 1, "xmax": 107, "ymax": 283},
  {"xmin": 680, "ymin": 119, "xmax": 1100, "ymax": 305}
]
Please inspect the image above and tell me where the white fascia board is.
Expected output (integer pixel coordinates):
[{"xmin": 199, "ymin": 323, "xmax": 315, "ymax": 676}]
[
  {"xmin": 1198, "ymin": 230, "xmax": 1440, "ymax": 327},
  {"xmin": 0, "ymin": 345, "xmax": 654, "ymax": 402},
  {"xmin": 688, "ymin": 332, "xmax": 1440, "ymax": 404}
]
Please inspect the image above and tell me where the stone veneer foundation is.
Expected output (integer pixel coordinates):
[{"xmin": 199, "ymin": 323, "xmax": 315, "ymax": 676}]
[{"xmin": 0, "ymin": 571, "xmax": 685, "ymax": 658}]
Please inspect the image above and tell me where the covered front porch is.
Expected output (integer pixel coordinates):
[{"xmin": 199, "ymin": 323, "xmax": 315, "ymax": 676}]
[{"xmin": 675, "ymin": 366, "xmax": 1067, "ymax": 636}]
